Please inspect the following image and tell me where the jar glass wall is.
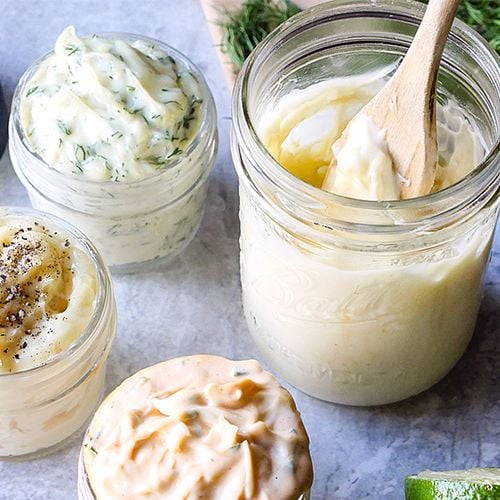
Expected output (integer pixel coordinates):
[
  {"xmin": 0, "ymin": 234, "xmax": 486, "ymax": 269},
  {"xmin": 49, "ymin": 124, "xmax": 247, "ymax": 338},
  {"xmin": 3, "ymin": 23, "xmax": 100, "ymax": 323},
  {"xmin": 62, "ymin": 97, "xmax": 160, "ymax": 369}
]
[
  {"xmin": 0, "ymin": 207, "xmax": 116, "ymax": 458},
  {"xmin": 9, "ymin": 34, "xmax": 218, "ymax": 272},
  {"xmin": 231, "ymin": 0, "xmax": 500, "ymax": 405}
]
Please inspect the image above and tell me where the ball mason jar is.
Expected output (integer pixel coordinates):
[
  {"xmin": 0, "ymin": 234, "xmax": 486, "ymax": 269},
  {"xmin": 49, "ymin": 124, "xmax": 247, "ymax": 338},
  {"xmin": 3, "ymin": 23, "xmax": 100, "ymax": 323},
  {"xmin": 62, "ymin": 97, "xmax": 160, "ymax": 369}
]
[
  {"xmin": 231, "ymin": 0, "xmax": 500, "ymax": 406},
  {"xmin": 0, "ymin": 207, "xmax": 116, "ymax": 458},
  {"xmin": 9, "ymin": 34, "xmax": 218, "ymax": 272}
]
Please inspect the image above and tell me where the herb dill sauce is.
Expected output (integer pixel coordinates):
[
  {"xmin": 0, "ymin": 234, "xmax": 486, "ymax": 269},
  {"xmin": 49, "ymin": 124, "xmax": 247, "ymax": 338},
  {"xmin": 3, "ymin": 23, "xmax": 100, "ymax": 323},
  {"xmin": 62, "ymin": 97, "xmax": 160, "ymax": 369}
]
[{"xmin": 20, "ymin": 26, "xmax": 203, "ymax": 182}]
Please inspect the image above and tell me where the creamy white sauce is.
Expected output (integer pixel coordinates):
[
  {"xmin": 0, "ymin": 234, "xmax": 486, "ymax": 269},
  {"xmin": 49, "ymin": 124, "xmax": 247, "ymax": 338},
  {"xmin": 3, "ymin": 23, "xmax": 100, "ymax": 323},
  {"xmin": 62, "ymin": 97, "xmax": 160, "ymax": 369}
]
[
  {"xmin": 0, "ymin": 212, "xmax": 116, "ymax": 457},
  {"xmin": 20, "ymin": 26, "xmax": 202, "ymax": 182},
  {"xmin": 326, "ymin": 114, "xmax": 399, "ymax": 200},
  {"xmin": 260, "ymin": 66, "xmax": 484, "ymax": 200},
  {"xmin": 0, "ymin": 215, "xmax": 96, "ymax": 372},
  {"xmin": 11, "ymin": 26, "xmax": 216, "ymax": 269},
  {"xmin": 240, "ymin": 190, "xmax": 493, "ymax": 404}
]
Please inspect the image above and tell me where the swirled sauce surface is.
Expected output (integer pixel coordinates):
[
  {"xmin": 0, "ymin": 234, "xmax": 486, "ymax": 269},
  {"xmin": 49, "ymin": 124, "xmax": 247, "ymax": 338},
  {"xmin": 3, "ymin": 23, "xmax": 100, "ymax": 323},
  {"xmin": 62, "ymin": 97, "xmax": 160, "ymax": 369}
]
[
  {"xmin": 260, "ymin": 65, "xmax": 483, "ymax": 200},
  {"xmin": 20, "ymin": 26, "xmax": 202, "ymax": 181},
  {"xmin": 83, "ymin": 355, "xmax": 312, "ymax": 499},
  {"xmin": 0, "ymin": 215, "xmax": 96, "ymax": 373}
]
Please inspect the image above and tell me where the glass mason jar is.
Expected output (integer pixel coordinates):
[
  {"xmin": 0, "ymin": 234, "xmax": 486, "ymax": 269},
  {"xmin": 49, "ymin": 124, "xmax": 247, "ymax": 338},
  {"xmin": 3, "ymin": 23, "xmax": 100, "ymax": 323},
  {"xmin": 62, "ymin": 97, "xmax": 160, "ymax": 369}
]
[
  {"xmin": 231, "ymin": 0, "xmax": 500, "ymax": 406},
  {"xmin": 0, "ymin": 207, "xmax": 116, "ymax": 458},
  {"xmin": 9, "ymin": 34, "xmax": 218, "ymax": 272}
]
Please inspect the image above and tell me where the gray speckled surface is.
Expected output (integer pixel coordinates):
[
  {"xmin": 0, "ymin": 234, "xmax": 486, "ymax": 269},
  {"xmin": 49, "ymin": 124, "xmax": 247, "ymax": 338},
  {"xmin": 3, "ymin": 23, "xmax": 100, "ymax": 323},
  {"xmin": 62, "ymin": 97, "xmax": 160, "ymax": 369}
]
[{"xmin": 0, "ymin": 1, "xmax": 499, "ymax": 499}]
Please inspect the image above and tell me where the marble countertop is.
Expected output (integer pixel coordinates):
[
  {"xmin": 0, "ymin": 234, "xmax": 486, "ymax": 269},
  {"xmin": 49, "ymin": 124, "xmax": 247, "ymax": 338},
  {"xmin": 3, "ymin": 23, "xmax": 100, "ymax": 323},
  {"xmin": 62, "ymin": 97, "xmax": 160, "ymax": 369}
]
[{"xmin": 0, "ymin": 1, "xmax": 499, "ymax": 498}]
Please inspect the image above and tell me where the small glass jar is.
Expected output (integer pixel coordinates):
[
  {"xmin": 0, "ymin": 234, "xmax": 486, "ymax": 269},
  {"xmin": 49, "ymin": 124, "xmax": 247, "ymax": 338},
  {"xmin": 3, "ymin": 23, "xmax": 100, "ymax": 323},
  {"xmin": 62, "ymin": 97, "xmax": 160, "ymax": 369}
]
[
  {"xmin": 231, "ymin": 0, "xmax": 500, "ymax": 405},
  {"xmin": 9, "ymin": 33, "xmax": 218, "ymax": 272},
  {"xmin": 77, "ymin": 355, "xmax": 313, "ymax": 499},
  {"xmin": 0, "ymin": 206, "xmax": 116, "ymax": 458}
]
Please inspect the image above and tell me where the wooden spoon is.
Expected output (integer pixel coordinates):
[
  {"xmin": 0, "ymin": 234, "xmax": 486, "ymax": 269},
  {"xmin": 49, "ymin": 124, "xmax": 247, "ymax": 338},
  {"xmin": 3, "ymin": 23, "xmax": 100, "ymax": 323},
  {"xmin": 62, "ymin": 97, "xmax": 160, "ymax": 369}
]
[{"xmin": 322, "ymin": 0, "xmax": 461, "ymax": 199}]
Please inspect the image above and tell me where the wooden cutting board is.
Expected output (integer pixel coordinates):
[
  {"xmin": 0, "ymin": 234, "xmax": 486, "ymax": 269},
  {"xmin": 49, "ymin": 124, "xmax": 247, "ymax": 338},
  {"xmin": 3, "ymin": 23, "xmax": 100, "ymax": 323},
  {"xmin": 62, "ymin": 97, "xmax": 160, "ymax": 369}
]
[{"xmin": 199, "ymin": 0, "xmax": 326, "ymax": 88}]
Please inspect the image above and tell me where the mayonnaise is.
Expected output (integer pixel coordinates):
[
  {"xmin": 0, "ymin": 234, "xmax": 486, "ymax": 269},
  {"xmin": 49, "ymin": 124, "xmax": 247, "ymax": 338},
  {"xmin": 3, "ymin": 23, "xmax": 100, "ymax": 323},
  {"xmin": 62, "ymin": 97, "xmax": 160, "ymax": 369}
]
[
  {"xmin": 232, "ymin": 66, "xmax": 495, "ymax": 406},
  {"xmin": 80, "ymin": 355, "xmax": 313, "ymax": 499},
  {"xmin": 0, "ymin": 208, "xmax": 116, "ymax": 457},
  {"xmin": 260, "ymin": 66, "xmax": 484, "ymax": 200},
  {"xmin": 239, "ymin": 192, "xmax": 493, "ymax": 404},
  {"xmin": 0, "ymin": 216, "xmax": 96, "ymax": 372}
]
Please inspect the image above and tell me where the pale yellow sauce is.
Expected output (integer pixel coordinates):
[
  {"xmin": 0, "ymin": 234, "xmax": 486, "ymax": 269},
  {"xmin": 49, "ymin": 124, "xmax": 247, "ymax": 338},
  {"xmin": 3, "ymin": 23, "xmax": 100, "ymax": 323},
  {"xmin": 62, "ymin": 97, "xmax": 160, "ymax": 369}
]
[{"xmin": 260, "ymin": 66, "xmax": 483, "ymax": 200}]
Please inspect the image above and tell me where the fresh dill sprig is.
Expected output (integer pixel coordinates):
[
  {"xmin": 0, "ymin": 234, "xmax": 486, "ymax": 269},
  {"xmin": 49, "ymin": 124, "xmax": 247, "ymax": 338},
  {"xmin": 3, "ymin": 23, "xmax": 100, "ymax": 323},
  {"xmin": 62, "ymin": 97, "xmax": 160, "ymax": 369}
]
[
  {"xmin": 219, "ymin": 0, "xmax": 300, "ymax": 70},
  {"xmin": 454, "ymin": 0, "xmax": 499, "ymax": 52},
  {"xmin": 418, "ymin": 0, "xmax": 499, "ymax": 53},
  {"xmin": 219, "ymin": 0, "xmax": 498, "ymax": 73}
]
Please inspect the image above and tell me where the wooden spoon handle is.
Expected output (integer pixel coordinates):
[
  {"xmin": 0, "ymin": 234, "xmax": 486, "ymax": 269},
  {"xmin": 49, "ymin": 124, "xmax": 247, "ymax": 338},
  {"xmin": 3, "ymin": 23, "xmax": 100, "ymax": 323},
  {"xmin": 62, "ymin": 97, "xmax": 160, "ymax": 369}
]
[{"xmin": 397, "ymin": 0, "xmax": 460, "ymax": 93}]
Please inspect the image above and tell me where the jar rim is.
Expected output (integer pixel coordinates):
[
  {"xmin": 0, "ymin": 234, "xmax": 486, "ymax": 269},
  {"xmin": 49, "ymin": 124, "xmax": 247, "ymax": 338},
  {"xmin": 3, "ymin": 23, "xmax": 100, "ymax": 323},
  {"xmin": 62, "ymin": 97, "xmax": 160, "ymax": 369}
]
[
  {"xmin": 0, "ymin": 206, "xmax": 112, "ymax": 378},
  {"xmin": 233, "ymin": 0, "xmax": 500, "ymax": 225},
  {"xmin": 10, "ymin": 31, "xmax": 215, "ymax": 189}
]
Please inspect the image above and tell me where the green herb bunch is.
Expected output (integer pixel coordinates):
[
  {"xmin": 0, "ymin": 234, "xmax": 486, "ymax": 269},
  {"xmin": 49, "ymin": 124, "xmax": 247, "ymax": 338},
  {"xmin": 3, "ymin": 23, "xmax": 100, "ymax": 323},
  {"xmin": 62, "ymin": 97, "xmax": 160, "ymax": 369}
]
[
  {"xmin": 220, "ymin": 0, "xmax": 300, "ymax": 70},
  {"xmin": 219, "ymin": 0, "xmax": 499, "ymax": 72}
]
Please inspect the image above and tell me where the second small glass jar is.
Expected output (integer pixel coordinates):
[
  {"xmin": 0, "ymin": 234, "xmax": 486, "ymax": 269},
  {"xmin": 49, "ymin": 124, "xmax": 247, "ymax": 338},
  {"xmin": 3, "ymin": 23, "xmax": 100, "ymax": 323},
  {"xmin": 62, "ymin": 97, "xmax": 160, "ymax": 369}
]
[
  {"xmin": 231, "ymin": 0, "xmax": 500, "ymax": 406},
  {"xmin": 9, "ymin": 33, "xmax": 218, "ymax": 272},
  {"xmin": 0, "ymin": 207, "xmax": 116, "ymax": 458}
]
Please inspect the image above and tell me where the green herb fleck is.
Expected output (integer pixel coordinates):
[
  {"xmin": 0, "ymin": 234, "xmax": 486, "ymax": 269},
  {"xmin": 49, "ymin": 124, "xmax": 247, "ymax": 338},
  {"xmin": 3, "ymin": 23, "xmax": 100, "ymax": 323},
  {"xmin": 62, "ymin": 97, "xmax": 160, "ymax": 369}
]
[
  {"xmin": 75, "ymin": 144, "xmax": 89, "ymax": 162},
  {"xmin": 123, "ymin": 106, "xmax": 143, "ymax": 115},
  {"xmin": 72, "ymin": 162, "xmax": 83, "ymax": 174},
  {"xmin": 164, "ymin": 100, "xmax": 183, "ymax": 110},
  {"xmin": 185, "ymin": 410, "xmax": 199, "ymax": 420},
  {"xmin": 159, "ymin": 55, "xmax": 177, "ymax": 66},
  {"xmin": 167, "ymin": 146, "xmax": 182, "ymax": 159},
  {"xmin": 127, "ymin": 86, "xmax": 136, "ymax": 93},
  {"xmin": 26, "ymin": 86, "xmax": 39, "ymax": 97},
  {"xmin": 57, "ymin": 120, "xmax": 72, "ymax": 136},
  {"xmin": 65, "ymin": 44, "xmax": 80, "ymax": 56}
]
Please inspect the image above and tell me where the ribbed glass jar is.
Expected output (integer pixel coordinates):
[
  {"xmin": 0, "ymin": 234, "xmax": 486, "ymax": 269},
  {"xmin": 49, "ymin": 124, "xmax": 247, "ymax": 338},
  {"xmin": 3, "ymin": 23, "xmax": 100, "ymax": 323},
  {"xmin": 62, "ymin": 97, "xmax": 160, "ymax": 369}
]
[
  {"xmin": 231, "ymin": 0, "xmax": 500, "ymax": 405},
  {"xmin": 9, "ymin": 33, "xmax": 218, "ymax": 272},
  {"xmin": 0, "ymin": 206, "xmax": 116, "ymax": 458}
]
